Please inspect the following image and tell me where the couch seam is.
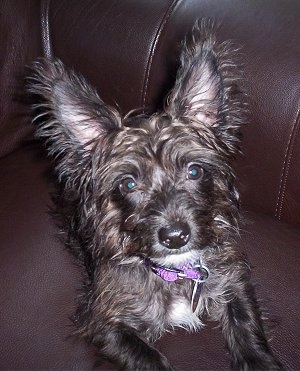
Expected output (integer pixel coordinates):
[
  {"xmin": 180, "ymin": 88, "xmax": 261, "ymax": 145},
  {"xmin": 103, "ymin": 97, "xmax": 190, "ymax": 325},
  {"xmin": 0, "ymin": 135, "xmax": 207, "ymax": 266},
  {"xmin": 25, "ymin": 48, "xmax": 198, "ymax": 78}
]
[
  {"xmin": 141, "ymin": 0, "xmax": 181, "ymax": 109},
  {"xmin": 40, "ymin": 0, "xmax": 53, "ymax": 58},
  {"xmin": 275, "ymin": 105, "xmax": 300, "ymax": 220}
]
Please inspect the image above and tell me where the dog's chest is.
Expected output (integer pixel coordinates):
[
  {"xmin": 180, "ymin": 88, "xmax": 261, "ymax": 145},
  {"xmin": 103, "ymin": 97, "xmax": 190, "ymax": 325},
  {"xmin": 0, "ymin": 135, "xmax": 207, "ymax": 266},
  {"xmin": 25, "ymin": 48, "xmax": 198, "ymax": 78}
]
[
  {"xmin": 140, "ymin": 279, "xmax": 204, "ymax": 336},
  {"xmin": 141, "ymin": 269, "xmax": 206, "ymax": 333},
  {"xmin": 166, "ymin": 293, "xmax": 204, "ymax": 331}
]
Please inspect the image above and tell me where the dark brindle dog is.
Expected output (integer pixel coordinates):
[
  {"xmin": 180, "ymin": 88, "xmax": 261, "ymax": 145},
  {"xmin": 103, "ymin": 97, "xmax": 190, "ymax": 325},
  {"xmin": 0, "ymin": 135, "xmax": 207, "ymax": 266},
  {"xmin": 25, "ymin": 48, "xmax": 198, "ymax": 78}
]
[{"xmin": 29, "ymin": 21, "xmax": 281, "ymax": 370}]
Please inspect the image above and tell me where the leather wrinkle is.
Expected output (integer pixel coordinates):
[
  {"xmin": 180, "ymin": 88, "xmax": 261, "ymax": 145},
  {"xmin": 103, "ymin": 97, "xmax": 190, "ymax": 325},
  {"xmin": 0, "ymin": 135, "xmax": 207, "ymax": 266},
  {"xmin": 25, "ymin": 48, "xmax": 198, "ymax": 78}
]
[
  {"xmin": 275, "ymin": 105, "xmax": 300, "ymax": 220},
  {"xmin": 141, "ymin": 0, "xmax": 181, "ymax": 110}
]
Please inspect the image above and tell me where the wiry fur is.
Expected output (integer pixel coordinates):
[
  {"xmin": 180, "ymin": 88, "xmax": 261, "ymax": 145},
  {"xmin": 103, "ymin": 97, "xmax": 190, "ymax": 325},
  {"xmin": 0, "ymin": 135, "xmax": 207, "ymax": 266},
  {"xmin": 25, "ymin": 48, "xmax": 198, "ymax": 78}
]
[{"xmin": 28, "ymin": 20, "xmax": 281, "ymax": 370}]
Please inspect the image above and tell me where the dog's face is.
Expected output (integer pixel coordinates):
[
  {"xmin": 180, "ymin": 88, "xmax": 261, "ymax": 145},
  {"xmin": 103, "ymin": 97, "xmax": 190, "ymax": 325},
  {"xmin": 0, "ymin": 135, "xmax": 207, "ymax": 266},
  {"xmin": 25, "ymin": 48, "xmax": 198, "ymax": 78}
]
[
  {"xmin": 30, "ymin": 22, "xmax": 243, "ymax": 265},
  {"xmin": 95, "ymin": 114, "xmax": 238, "ymax": 265}
]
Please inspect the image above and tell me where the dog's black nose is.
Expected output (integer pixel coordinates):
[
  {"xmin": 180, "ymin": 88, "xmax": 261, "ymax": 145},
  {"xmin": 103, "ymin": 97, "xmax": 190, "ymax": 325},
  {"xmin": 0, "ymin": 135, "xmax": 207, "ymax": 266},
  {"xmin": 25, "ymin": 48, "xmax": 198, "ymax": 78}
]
[{"xmin": 158, "ymin": 222, "xmax": 191, "ymax": 249}]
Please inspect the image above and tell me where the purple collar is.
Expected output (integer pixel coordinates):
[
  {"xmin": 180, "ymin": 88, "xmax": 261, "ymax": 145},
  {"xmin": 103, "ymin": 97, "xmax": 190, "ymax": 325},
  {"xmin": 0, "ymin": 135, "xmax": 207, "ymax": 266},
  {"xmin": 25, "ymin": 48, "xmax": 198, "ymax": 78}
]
[{"xmin": 144, "ymin": 257, "xmax": 209, "ymax": 283}]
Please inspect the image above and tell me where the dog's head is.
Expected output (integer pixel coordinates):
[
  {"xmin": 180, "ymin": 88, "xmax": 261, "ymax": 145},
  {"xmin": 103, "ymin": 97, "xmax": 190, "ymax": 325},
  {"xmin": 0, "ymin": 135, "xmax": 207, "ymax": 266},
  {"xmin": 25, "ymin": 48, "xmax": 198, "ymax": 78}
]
[{"xmin": 29, "ymin": 21, "xmax": 244, "ymax": 264}]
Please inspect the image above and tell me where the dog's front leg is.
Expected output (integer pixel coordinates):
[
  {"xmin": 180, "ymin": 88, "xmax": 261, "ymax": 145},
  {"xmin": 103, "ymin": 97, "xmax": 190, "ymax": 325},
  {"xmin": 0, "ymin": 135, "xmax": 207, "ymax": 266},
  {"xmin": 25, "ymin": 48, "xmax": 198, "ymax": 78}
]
[
  {"xmin": 93, "ymin": 325, "xmax": 173, "ymax": 371},
  {"xmin": 219, "ymin": 282, "xmax": 282, "ymax": 370}
]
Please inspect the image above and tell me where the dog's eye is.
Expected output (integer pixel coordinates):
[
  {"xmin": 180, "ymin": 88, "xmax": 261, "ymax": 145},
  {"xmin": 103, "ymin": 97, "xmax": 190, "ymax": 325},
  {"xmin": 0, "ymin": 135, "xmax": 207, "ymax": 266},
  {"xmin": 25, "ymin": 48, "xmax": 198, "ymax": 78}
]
[
  {"xmin": 187, "ymin": 164, "xmax": 204, "ymax": 180},
  {"xmin": 119, "ymin": 177, "xmax": 137, "ymax": 194}
]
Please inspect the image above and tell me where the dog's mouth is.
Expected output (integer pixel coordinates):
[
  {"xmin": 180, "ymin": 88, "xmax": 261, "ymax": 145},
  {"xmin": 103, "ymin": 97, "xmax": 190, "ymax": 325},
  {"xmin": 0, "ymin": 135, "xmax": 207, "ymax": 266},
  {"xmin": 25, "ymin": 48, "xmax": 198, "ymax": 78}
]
[{"xmin": 151, "ymin": 249, "xmax": 203, "ymax": 267}]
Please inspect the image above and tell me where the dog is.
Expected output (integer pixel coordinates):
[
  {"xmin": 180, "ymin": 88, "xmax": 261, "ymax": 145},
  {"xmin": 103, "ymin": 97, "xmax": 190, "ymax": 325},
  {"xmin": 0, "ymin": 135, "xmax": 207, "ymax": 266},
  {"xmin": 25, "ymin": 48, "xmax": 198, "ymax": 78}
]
[{"xmin": 28, "ymin": 20, "xmax": 281, "ymax": 370}]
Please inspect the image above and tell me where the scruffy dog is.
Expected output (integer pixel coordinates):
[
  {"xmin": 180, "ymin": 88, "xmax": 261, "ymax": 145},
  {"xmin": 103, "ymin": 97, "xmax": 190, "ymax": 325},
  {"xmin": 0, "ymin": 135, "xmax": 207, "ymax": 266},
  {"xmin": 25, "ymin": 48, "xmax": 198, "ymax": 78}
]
[{"xmin": 29, "ymin": 21, "xmax": 281, "ymax": 370}]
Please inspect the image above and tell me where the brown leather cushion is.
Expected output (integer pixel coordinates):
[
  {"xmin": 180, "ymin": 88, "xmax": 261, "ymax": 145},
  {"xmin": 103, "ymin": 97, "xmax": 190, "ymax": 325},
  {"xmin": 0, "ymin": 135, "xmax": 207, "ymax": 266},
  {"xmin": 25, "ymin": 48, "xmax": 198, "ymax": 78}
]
[{"xmin": 0, "ymin": 0, "xmax": 41, "ymax": 158}]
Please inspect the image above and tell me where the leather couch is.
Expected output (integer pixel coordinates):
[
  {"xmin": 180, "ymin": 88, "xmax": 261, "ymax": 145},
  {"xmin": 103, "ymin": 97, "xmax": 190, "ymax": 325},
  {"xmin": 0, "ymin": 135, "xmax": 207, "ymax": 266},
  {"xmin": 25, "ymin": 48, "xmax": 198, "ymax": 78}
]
[{"xmin": 1, "ymin": 0, "xmax": 299, "ymax": 369}]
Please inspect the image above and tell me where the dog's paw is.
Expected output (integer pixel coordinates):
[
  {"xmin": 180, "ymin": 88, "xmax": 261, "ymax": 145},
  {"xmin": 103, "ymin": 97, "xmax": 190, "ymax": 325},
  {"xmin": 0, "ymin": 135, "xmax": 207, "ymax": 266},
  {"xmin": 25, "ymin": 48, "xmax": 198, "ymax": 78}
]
[
  {"xmin": 121, "ymin": 348, "xmax": 174, "ymax": 371},
  {"xmin": 236, "ymin": 354, "xmax": 283, "ymax": 371},
  {"xmin": 146, "ymin": 353, "xmax": 174, "ymax": 371}
]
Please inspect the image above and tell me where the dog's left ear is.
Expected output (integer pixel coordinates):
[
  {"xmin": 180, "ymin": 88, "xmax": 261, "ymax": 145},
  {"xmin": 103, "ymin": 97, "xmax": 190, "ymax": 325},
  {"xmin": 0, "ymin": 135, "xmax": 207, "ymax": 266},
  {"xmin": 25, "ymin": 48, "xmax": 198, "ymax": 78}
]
[
  {"xmin": 29, "ymin": 58, "xmax": 122, "ymax": 148},
  {"xmin": 166, "ymin": 20, "xmax": 244, "ymax": 155},
  {"xmin": 28, "ymin": 58, "xmax": 122, "ymax": 185}
]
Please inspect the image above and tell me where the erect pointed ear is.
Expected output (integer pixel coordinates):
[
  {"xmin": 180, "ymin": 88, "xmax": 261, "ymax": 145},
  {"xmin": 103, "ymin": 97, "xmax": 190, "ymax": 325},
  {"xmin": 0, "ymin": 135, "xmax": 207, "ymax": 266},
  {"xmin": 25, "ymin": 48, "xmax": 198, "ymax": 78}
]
[
  {"xmin": 29, "ymin": 58, "xmax": 122, "ymax": 149},
  {"xmin": 28, "ymin": 58, "xmax": 122, "ymax": 183},
  {"xmin": 166, "ymin": 20, "xmax": 244, "ymax": 155}
]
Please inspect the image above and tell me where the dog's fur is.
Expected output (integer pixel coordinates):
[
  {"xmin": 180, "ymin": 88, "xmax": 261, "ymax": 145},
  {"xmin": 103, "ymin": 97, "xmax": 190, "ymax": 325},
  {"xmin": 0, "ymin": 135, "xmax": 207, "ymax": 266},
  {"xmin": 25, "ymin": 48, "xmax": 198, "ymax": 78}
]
[{"xmin": 28, "ymin": 21, "xmax": 281, "ymax": 370}]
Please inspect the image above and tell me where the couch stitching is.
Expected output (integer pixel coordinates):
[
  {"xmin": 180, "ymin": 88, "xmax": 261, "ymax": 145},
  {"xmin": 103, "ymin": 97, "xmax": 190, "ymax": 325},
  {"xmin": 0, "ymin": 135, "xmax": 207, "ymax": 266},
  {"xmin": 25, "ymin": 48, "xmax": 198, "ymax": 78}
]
[
  {"xmin": 141, "ymin": 0, "xmax": 181, "ymax": 109},
  {"xmin": 275, "ymin": 105, "xmax": 300, "ymax": 220}
]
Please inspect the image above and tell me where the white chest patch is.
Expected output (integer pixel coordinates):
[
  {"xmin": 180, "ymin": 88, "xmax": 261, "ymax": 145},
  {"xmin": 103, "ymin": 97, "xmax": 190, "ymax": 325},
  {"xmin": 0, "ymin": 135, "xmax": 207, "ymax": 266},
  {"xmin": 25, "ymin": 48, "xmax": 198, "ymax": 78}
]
[{"xmin": 167, "ymin": 297, "xmax": 203, "ymax": 331}]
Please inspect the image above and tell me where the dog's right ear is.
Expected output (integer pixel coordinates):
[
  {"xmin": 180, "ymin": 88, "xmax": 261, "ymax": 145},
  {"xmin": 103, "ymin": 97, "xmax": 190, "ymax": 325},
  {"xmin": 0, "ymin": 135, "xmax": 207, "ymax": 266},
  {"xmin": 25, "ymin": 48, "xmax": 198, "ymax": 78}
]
[
  {"xmin": 165, "ymin": 20, "xmax": 244, "ymax": 157},
  {"xmin": 28, "ymin": 58, "xmax": 122, "ymax": 183}
]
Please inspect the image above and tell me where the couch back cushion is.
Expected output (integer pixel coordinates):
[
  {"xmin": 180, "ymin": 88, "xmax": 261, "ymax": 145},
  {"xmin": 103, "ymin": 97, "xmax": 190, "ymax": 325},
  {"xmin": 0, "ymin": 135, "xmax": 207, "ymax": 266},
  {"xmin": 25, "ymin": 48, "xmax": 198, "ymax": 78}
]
[
  {"xmin": 2, "ymin": 0, "xmax": 299, "ymax": 225},
  {"xmin": 0, "ymin": 0, "xmax": 42, "ymax": 157},
  {"xmin": 48, "ymin": 0, "xmax": 300, "ymax": 225}
]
